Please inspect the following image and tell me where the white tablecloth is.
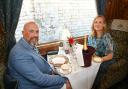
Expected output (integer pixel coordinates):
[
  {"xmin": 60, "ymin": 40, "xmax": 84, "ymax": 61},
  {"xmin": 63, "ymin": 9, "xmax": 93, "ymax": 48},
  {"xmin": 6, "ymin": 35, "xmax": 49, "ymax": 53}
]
[{"xmin": 62, "ymin": 61, "xmax": 101, "ymax": 89}]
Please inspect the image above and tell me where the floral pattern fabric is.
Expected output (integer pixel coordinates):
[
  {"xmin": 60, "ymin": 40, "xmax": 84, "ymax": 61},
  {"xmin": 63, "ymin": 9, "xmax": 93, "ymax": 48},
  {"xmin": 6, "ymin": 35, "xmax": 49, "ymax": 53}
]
[{"xmin": 87, "ymin": 33, "xmax": 114, "ymax": 57}]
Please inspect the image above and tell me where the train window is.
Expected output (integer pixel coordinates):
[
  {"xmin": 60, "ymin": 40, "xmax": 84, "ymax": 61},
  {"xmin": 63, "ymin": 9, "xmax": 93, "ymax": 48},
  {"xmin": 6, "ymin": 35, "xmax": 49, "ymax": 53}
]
[{"xmin": 15, "ymin": 0, "xmax": 97, "ymax": 43}]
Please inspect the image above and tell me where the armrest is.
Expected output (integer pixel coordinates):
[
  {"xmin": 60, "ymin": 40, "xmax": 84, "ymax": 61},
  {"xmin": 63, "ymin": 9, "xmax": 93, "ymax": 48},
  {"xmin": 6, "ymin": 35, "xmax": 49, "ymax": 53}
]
[{"xmin": 108, "ymin": 59, "xmax": 128, "ymax": 71}]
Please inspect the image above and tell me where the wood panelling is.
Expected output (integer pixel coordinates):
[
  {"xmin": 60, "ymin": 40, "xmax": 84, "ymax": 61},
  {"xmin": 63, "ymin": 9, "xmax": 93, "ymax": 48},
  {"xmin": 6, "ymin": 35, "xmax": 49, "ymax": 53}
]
[
  {"xmin": 105, "ymin": 0, "xmax": 121, "ymax": 20},
  {"xmin": 38, "ymin": 42, "xmax": 60, "ymax": 55},
  {"xmin": 120, "ymin": 0, "xmax": 128, "ymax": 19},
  {"xmin": 105, "ymin": 0, "xmax": 128, "ymax": 20}
]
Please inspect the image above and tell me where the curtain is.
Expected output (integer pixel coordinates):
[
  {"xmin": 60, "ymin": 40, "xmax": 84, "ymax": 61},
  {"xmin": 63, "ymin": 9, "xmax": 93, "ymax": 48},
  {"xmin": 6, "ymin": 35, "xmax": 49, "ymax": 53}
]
[
  {"xmin": 96, "ymin": 0, "xmax": 107, "ymax": 15},
  {"xmin": 0, "ymin": 0, "xmax": 23, "ymax": 59}
]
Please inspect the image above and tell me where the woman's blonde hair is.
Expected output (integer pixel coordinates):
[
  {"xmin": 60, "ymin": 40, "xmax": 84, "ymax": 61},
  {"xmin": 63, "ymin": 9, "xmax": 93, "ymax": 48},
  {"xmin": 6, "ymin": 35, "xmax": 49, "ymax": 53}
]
[{"xmin": 91, "ymin": 15, "xmax": 107, "ymax": 37}]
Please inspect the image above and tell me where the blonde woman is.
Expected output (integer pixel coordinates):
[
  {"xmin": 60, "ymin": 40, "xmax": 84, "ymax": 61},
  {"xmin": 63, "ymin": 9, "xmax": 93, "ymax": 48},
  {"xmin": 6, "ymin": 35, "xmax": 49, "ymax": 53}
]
[{"xmin": 83, "ymin": 15, "xmax": 115, "ymax": 89}]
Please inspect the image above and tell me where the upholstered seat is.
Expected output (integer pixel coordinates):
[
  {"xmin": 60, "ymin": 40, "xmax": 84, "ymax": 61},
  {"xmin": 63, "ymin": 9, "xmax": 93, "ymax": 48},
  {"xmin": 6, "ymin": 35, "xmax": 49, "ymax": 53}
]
[{"xmin": 3, "ymin": 71, "xmax": 18, "ymax": 89}]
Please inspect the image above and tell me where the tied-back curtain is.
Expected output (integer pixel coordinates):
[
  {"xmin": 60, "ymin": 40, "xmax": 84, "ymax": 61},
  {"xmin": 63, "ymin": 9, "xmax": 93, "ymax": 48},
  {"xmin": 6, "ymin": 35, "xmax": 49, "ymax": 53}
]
[
  {"xmin": 0, "ymin": 0, "xmax": 23, "ymax": 59},
  {"xmin": 96, "ymin": 0, "xmax": 107, "ymax": 15}
]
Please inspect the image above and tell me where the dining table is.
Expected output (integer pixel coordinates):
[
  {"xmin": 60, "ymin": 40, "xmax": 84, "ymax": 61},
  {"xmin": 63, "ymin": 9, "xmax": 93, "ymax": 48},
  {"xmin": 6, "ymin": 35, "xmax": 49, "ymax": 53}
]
[{"xmin": 48, "ymin": 44, "xmax": 101, "ymax": 89}]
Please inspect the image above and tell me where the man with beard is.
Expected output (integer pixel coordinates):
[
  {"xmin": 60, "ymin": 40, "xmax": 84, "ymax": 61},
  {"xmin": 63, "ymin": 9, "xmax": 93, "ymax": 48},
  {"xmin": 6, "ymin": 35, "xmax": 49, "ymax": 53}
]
[{"xmin": 7, "ymin": 22, "xmax": 71, "ymax": 89}]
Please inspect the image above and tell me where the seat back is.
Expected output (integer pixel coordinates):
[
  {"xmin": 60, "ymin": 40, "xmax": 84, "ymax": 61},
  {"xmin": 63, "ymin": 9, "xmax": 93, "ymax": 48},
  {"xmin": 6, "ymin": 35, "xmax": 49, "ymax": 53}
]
[{"xmin": 3, "ymin": 71, "xmax": 18, "ymax": 89}]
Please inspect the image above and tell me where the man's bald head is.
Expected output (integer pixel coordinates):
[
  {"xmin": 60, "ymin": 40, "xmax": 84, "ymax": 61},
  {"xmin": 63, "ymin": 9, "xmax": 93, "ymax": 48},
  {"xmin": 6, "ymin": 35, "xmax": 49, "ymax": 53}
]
[
  {"xmin": 23, "ymin": 22, "xmax": 38, "ymax": 31},
  {"xmin": 22, "ymin": 21, "xmax": 39, "ymax": 46}
]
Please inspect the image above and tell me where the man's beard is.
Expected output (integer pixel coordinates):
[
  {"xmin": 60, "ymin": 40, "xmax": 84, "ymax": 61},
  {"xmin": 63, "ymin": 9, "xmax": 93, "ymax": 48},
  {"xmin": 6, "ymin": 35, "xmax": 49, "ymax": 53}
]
[{"xmin": 29, "ymin": 37, "xmax": 38, "ymax": 46}]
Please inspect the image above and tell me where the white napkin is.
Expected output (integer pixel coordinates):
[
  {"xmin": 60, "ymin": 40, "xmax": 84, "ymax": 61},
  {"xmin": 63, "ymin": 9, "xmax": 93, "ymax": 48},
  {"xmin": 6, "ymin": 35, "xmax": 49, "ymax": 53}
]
[{"xmin": 74, "ymin": 44, "xmax": 84, "ymax": 66}]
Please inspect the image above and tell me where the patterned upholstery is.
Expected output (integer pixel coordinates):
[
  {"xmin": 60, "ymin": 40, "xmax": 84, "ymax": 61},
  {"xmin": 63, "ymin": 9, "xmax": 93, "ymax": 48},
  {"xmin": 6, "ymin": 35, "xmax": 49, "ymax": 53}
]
[
  {"xmin": 111, "ymin": 30, "xmax": 128, "ymax": 61},
  {"xmin": 92, "ymin": 20, "xmax": 128, "ymax": 89},
  {"xmin": 0, "ymin": 23, "xmax": 6, "ymax": 89},
  {"xmin": 0, "ymin": 32, "xmax": 6, "ymax": 64}
]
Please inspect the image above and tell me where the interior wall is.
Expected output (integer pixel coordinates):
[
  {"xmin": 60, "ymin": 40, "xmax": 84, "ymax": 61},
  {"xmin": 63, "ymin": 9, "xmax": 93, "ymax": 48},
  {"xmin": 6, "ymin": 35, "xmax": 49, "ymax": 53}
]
[{"xmin": 105, "ymin": 0, "xmax": 128, "ymax": 20}]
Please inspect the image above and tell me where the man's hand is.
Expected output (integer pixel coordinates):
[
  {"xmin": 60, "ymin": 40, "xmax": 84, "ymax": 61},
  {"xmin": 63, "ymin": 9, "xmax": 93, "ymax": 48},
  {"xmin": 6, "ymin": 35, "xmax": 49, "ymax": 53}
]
[{"xmin": 66, "ymin": 80, "xmax": 72, "ymax": 89}]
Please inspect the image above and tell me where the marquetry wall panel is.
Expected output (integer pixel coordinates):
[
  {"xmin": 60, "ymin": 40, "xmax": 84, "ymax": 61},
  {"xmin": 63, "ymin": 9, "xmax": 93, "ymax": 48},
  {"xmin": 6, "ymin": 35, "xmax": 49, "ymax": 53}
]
[
  {"xmin": 105, "ymin": 0, "xmax": 128, "ymax": 20},
  {"xmin": 120, "ymin": 0, "xmax": 128, "ymax": 19}
]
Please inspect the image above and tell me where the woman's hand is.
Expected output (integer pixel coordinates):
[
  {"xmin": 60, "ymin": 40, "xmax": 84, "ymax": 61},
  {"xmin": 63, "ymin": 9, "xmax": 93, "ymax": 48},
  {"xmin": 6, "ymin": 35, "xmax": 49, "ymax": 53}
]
[{"xmin": 93, "ymin": 55, "xmax": 103, "ymax": 63}]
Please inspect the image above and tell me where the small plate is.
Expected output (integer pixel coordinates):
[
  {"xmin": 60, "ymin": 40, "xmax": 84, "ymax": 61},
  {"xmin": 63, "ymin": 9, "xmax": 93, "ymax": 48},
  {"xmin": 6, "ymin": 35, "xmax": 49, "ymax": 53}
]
[
  {"xmin": 59, "ymin": 65, "xmax": 72, "ymax": 75},
  {"xmin": 50, "ymin": 55, "xmax": 69, "ymax": 67}
]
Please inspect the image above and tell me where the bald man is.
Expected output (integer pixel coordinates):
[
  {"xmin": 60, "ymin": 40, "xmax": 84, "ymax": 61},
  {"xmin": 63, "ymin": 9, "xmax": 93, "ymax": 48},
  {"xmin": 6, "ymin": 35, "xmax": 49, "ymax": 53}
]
[{"xmin": 7, "ymin": 22, "xmax": 71, "ymax": 89}]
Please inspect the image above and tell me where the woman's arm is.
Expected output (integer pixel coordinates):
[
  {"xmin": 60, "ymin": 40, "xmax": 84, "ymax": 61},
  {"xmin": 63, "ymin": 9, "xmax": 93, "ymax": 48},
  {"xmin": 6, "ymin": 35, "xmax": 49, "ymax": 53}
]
[
  {"xmin": 101, "ymin": 53, "xmax": 113, "ymax": 62},
  {"xmin": 101, "ymin": 33, "xmax": 114, "ymax": 62}
]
